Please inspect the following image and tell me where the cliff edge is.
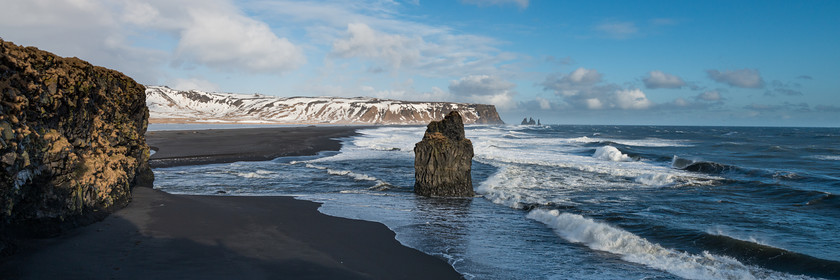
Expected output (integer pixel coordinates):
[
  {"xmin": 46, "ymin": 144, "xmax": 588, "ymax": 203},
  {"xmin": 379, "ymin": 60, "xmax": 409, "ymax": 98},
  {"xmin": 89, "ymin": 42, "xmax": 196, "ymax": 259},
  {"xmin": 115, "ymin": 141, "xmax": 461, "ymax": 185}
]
[
  {"xmin": 146, "ymin": 86, "xmax": 505, "ymax": 125},
  {"xmin": 0, "ymin": 40, "xmax": 151, "ymax": 243}
]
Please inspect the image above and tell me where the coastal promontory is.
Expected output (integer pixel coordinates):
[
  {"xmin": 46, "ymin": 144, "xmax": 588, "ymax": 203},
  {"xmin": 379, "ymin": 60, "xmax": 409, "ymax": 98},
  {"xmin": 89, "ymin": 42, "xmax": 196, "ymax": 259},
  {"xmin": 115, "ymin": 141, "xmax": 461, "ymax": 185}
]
[
  {"xmin": 0, "ymin": 40, "xmax": 151, "ymax": 241},
  {"xmin": 414, "ymin": 111, "xmax": 475, "ymax": 197}
]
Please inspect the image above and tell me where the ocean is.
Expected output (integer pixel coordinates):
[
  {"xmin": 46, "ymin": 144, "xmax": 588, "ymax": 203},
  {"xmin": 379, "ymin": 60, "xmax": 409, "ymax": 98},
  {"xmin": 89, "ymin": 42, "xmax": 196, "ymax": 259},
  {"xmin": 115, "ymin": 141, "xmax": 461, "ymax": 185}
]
[{"xmin": 152, "ymin": 125, "xmax": 840, "ymax": 280}]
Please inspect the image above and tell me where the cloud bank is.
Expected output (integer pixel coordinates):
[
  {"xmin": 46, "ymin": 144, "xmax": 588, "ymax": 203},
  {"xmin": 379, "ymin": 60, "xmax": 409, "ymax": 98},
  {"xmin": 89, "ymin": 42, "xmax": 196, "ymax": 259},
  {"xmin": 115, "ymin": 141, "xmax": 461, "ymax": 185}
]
[
  {"xmin": 707, "ymin": 69, "xmax": 765, "ymax": 88},
  {"xmin": 542, "ymin": 67, "xmax": 652, "ymax": 110},
  {"xmin": 449, "ymin": 75, "xmax": 517, "ymax": 110},
  {"xmin": 643, "ymin": 70, "xmax": 686, "ymax": 89}
]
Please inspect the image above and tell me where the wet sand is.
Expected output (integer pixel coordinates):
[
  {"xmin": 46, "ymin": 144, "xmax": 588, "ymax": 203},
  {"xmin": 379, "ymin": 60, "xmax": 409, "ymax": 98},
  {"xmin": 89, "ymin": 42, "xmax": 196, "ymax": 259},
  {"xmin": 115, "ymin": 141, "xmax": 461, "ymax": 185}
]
[
  {"xmin": 146, "ymin": 126, "xmax": 361, "ymax": 168},
  {"xmin": 1, "ymin": 126, "xmax": 463, "ymax": 279}
]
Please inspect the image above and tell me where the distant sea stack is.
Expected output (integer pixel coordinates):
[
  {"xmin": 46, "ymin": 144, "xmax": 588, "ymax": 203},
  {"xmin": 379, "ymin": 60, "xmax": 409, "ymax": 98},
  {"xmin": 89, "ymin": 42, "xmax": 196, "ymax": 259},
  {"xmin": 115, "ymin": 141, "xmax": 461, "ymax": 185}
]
[
  {"xmin": 146, "ymin": 86, "xmax": 504, "ymax": 125},
  {"xmin": 521, "ymin": 117, "xmax": 539, "ymax": 125},
  {"xmin": 0, "ymin": 40, "xmax": 151, "ymax": 239},
  {"xmin": 414, "ymin": 111, "xmax": 475, "ymax": 197}
]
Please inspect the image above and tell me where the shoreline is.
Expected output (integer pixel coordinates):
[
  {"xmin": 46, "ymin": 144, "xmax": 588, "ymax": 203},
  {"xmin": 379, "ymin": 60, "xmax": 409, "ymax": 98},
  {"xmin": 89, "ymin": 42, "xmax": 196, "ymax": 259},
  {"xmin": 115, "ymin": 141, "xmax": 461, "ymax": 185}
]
[
  {"xmin": 146, "ymin": 126, "xmax": 362, "ymax": 168},
  {"xmin": 1, "ymin": 126, "xmax": 464, "ymax": 279}
]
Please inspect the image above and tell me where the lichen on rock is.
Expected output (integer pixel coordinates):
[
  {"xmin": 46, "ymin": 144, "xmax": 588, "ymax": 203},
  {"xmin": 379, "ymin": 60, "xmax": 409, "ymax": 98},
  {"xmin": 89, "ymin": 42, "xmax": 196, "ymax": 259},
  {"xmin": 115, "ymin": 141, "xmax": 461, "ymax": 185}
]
[
  {"xmin": 0, "ymin": 39, "xmax": 152, "ymax": 240},
  {"xmin": 414, "ymin": 111, "xmax": 475, "ymax": 197}
]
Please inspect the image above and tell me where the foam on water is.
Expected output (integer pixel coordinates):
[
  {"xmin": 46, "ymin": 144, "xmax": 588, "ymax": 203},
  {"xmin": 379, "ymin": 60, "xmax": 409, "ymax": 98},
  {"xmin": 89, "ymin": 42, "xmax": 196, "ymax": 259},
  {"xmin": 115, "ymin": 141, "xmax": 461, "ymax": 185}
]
[
  {"xmin": 305, "ymin": 163, "xmax": 379, "ymax": 181},
  {"xmin": 530, "ymin": 135, "xmax": 693, "ymax": 148},
  {"xmin": 593, "ymin": 146, "xmax": 631, "ymax": 162},
  {"xmin": 706, "ymin": 226, "xmax": 781, "ymax": 250},
  {"xmin": 351, "ymin": 127, "xmax": 424, "ymax": 153},
  {"xmin": 526, "ymin": 209, "xmax": 816, "ymax": 280},
  {"xmin": 468, "ymin": 128, "xmax": 717, "ymax": 187},
  {"xmin": 634, "ymin": 173, "xmax": 677, "ymax": 186},
  {"xmin": 810, "ymin": 155, "xmax": 840, "ymax": 161},
  {"xmin": 476, "ymin": 165, "xmax": 560, "ymax": 209},
  {"xmin": 234, "ymin": 169, "xmax": 277, "ymax": 179},
  {"xmin": 152, "ymin": 125, "xmax": 838, "ymax": 279}
]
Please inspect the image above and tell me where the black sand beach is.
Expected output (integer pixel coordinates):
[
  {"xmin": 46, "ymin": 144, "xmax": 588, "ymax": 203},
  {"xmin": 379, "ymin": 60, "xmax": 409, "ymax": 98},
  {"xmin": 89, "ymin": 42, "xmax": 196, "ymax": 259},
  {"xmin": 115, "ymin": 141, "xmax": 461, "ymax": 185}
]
[
  {"xmin": 146, "ymin": 126, "xmax": 361, "ymax": 168},
  {"xmin": 1, "ymin": 126, "xmax": 463, "ymax": 279}
]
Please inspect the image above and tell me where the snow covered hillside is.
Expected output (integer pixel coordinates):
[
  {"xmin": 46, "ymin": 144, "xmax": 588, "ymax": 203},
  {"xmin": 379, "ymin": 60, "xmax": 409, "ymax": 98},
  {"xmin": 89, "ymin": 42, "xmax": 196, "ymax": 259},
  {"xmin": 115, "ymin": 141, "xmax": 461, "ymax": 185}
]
[{"xmin": 145, "ymin": 86, "xmax": 504, "ymax": 125}]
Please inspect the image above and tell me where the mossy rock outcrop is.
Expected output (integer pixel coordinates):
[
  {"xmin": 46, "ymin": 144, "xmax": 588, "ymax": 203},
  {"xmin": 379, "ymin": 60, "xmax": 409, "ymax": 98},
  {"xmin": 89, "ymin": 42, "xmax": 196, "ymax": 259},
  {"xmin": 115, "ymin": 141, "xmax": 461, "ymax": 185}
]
[{"xmin": 0, "ymin": 39, "xmax": 152, "ymax": 243}]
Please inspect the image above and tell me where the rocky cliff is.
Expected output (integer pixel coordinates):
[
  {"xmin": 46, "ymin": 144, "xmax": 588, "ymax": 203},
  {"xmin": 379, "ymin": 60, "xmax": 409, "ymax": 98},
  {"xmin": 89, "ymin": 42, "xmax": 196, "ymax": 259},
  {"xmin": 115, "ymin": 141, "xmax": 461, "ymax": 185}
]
[
  {"xmin": 414, "ymin": 111, "xmax": 475, "ymax": 197},
  {"xmin": 146, "ymin": 86, "xmax": 504, "ymax": 125},
  {"xmin": 0, "ymin": 40, "xmax": 151, "ymax": 240}
]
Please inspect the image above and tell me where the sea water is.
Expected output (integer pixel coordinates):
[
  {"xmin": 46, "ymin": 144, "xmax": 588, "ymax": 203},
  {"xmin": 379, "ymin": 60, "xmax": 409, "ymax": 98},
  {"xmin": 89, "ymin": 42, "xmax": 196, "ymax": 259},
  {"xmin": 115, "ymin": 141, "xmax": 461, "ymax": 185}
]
[{"xmin": 153, "ymin": 125, "xmax": 840, "ymax": 279}]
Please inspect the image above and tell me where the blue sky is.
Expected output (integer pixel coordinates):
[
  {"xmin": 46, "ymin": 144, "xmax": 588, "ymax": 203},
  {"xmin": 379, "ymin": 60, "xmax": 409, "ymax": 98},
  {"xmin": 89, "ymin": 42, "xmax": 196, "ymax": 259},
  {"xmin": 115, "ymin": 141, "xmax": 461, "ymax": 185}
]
[{"xmin": 1, "ymin": 0, "xmax": 838, "ymax": 126}]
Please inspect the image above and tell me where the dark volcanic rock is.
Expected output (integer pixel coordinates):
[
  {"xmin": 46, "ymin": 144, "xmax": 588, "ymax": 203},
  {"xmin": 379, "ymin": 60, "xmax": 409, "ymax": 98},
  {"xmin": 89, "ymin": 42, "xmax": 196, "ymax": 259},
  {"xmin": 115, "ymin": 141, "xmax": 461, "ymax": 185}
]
[
  {"xmin": 414, "ymin": 111, "xmax": 474, "ymax": 197},
  {"xmin": 520, "ymin": 117, "xmax": 537, "ymax": 125},
  {"xmin": 0, "ymin": 39, "xmax": 151, "ymax": 242}
]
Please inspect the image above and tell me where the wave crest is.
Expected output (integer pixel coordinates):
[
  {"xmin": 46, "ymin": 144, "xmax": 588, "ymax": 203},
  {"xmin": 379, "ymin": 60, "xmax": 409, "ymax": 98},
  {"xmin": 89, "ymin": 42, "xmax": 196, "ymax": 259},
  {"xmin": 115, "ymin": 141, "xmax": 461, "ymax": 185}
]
[
  {"xmin": 593, "ymin": 146, "xmax": 631, "ymax": 162},
  {"xmin": 526, "ymin": 209, "xmax": 813, "ymax": 280}
]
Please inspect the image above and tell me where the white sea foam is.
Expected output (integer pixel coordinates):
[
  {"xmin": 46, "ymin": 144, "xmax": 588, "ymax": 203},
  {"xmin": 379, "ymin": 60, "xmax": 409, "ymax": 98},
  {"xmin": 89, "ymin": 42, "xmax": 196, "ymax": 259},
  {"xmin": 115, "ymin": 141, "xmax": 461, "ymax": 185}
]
[
  {"xmin": 476, "ymin": 165, "xmax": 557, "ymax": 209},
  {"xmin": 610, "ymin": 138, "xmax": 693, "ymax": 147},
  {"xmin": 635, "ymin": 173, "xmax": 677, "ymax": 186},
  {"xmin": 351, "ymin": 127, "xmax": 424, "ymax": 153},
  {"xmin": 527, "ymin": 209, "xmax": 814, "ymax": 280},
  {"xmin": 809, "ymin": 155, "xmax": 840, "ymax": 161},
  {"xmin": 530, "ymin": 135, "xmax": 693, "ymax": 148},
  {"xmin": 326, "ymin": 169, "xmax": 378, "ymax": 181},
  {"xmin": 305, "ymin": 163, "xmax": 327, "ymax": 170},
  {"xmin": 304, "ymin": 163, "xmax": 394, "ymax": 191},
  {"xmin": 593, "ymin": 146, "xmax": 631, "ymax": 162},
  {"xmin": 235, "ymin": 172, "xmax": 269, "ymax": 179},
  {"xmin": 706, "ymin": 226, "xmax": 784, "ymax": 250},
  {"xmin": 305, "ymin": 163, "xmax": 378, "ymax": 181}
]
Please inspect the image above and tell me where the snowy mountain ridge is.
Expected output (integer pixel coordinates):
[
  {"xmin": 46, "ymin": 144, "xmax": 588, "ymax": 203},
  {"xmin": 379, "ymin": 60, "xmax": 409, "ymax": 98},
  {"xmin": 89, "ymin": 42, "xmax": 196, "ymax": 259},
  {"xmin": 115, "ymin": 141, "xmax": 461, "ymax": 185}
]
[{"xmin": 145, "ymin": 86, "xmax": 504, "ymax": 125}]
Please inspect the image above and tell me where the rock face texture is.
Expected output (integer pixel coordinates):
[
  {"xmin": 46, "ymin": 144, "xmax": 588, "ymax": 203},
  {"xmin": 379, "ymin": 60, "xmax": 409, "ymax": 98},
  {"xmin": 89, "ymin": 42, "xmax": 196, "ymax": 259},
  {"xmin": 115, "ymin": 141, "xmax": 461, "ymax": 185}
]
[
  {"xmin": 0, "ymin": 40, "xmax": 151, "ymax": 237},
  {"xmin": 414, "ymin": 111, "xmax": 474, "ymax": 197},
  {"xmin": 146, "ymin": 86, "xmax": 504, "ymax": 125}
]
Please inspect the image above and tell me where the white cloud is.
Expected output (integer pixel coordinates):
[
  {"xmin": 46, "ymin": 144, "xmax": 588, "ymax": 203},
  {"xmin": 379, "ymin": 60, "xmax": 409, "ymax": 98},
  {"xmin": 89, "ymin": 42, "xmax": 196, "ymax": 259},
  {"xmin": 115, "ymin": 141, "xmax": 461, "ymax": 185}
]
[
  {"xmin": 176, "ymin": 8, "xmax": 305, "ymax": 73},
  {"xmin": 329, "ymin": 22, "xmax": 514, "ymax": 77},
  {"xmin": 707, "ymin": 69, "xmax": 765, "ymax": 88},
  {"xmin": 331, "ymin": 23, "xmax": 421, "ymax": 70},
  {"xmin": 360, "ymin": 85, "xmax": 452, "ymax": 102},
  {"xmin": 0, "ymin": 0, "xmax": 167, "ymax": 82},
  {"xmin": 170, "ymin": 78, "xmax": 221, "ymax": 92},
  {"xmin": 542, "ymin": 68, "xmax": 654, "ymax": 110},
  {"xmin": 764, "ymin": 80, "xmax": 803, "ymax": 96},
  {"xmin": 585, "ymin": 98, "xmax": 603, "ymax": 110},
  {"xmin": 696, "ymin": 90, "xmax": 722, "ymax": 101},
  {"xmin": 566, "ymin": 68, "xmax": 603, "ymax": 85},
  {"xmin": 613, "ymin": 89, "xmax": 653, "ymax": 109},
  {"xmin": 448, "ymin": 75, "xmax": 515, "ymax": 96},
  {"xmin": 461, "ymin": 0, "xmax": 530, "ymax": 9},
  {"xmin": 541, "ymin": 67, "xmax": 603, "ymax": 97},
  {"xmin": 121, "ymin": 1, "xmax": 161, "ymax": 26},
  {"xmin": 672, "ymin": 98, "xmax": 690, "ymax": 107},
  {"xmin": 0, "ymin": 0, "xmax": 305, "ymax": 82},
  {"xmin": 643, "ymin": 70, "xmax": 686, "ymax": 89},
  {"xmin": 536, "ymin": 97, "xmax": 551, "ymax": 109},
  {"xmin": 449, "ymin": 75, "xmax": 517, "ymax": 110},
  {"xmin": 595, "ymin": 21, "xmax": 638, "ymax": 39}
]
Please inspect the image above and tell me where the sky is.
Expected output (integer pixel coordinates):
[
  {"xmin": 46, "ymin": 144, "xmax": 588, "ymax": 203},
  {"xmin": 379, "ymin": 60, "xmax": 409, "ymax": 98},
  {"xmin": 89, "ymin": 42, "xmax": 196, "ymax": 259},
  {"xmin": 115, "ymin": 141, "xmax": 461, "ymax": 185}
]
[{"xmin": 1, "ymin": 0, "xmax": 838, "ymax": 127}]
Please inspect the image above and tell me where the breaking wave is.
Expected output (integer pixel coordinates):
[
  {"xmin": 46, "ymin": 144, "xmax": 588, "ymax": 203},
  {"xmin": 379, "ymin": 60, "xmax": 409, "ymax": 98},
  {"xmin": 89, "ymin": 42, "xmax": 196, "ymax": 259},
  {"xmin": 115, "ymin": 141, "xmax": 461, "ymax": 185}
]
[
  {"xmin": 593, "ymin": 146, "xmax": 632, "ymax": 162},
  {"xmin": 526, "ymin": 209, "xmax": 817, "ymax": 280},
  {"xmin": 672, "ymin": 156, "xmax": 735, "ymax": 174},
  {"xmin": 305, "ymin": 163, "xmax": 377, "ymax": 181}
]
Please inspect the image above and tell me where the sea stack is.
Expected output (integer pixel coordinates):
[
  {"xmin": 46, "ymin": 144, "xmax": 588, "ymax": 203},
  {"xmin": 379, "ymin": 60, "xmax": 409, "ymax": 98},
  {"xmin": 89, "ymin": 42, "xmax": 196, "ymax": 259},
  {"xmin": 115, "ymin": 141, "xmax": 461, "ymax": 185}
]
[
  {"xmin": 414, "ymin": 111, "xmax": 474, "ymax": 197},
  {"xmin": 0, "ymin": 39, "xmax": 151, "ymax": 239}
]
